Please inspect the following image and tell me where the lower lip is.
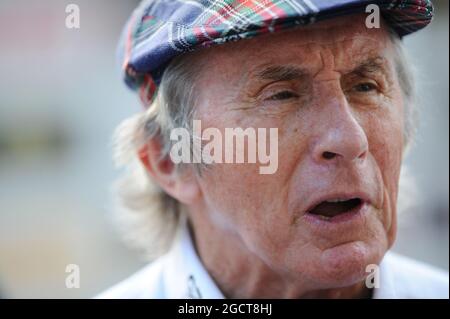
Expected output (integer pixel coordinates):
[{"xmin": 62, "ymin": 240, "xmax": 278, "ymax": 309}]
[{"xmin": 303, "ymin": 201, "xmax": 369, "ymax": 227}]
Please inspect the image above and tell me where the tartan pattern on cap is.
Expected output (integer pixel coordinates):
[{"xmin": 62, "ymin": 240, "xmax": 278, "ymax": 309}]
[{"xmin": 119, "ymin": 0, "xmax": 434, "ymax": 106}]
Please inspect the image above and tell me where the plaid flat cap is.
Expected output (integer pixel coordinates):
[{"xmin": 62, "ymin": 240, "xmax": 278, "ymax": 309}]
[{"xmin": 119, "ymin": 0, "xmax": 434, "ymax": 105}]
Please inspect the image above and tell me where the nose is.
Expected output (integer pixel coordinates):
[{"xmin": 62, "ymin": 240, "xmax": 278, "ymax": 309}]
[{"xmin": 312, "ymin": 101, "xmax": 369, "ymax": 165}]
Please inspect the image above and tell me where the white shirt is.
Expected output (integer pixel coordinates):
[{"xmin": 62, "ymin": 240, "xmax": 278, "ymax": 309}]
[{"xmin": 97, "ymin": 221, "xmax": 449, "ymax": 299}]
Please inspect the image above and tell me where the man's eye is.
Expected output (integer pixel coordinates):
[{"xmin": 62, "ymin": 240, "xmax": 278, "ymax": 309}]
[
  {"xmin": 354, "ymin": 82, "xmax": 378, "ymax": 93},
  {"xmin": 267, "ymin": 91, "xmax": 298, "ymax": 100}
]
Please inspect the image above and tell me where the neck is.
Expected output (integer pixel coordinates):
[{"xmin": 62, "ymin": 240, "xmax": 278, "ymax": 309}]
[{"xmin": 187, "ymin": 215, "xmax": 372, "ymax": 299}]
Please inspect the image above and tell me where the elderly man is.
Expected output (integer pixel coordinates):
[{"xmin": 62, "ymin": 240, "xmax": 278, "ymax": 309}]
[{"xmin": 100, "ymin": 0, "xmax": 448, "ymax": 298}]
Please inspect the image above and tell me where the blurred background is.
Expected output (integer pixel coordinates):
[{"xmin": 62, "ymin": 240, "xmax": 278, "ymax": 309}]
[{"xmin": 0, "ymin": 0, "xmax": 448, "ymax": 298}]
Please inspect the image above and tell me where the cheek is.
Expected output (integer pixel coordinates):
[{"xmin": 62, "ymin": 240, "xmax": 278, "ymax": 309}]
[
  {"xmin": 198, "ymin": 163, "xmax": 294, "ymax": 260},
  {"xmin": 363, "ymin": 101, "xmax": 404, "ymax": 228},
  {"xmin": 373, "ymin": 103, "xmax": 404, "ymax": 187},
  {"xmin": 370, "ymin": 124, "xmax": 403, "ymax": 185},
  {"xmin": 197, "ymin": 119, "xmax": 308, "ymax": 252}
]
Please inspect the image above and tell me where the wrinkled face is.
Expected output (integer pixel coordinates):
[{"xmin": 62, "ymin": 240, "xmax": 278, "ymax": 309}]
[{"xmin": 191, "ymin": 15, "xmax": 404, "ymax": 288}]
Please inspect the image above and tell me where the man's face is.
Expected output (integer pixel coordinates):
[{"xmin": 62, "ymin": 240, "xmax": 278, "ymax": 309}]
[{"xmin": 189, "ymin": 15, "xmax": 404, "ymax": 288}]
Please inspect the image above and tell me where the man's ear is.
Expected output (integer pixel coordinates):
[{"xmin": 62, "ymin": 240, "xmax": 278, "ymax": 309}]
[{"xmin": 138, "ymin": 139, "xmax": 200, "ymax": 205}]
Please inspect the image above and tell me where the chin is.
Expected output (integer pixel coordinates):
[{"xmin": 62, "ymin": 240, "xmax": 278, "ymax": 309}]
[{"xmin": 311, "ymin": 239, "xmax": 386, "ymax": 288}]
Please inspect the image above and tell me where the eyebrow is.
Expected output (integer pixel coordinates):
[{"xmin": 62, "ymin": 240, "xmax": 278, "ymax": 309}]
[
  {"xmin": 252, "ymin": 56, "xmax": 388, "ymax": 85},
  {"xmin": 351, "ymin": 56, "xmax": 387, "ymax": 77},
  {"xmin": 255, "ymin": 65, "xmax": 307, "ymax": 82}
]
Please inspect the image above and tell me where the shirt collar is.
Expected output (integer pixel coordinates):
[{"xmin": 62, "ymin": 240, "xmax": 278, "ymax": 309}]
[{"xmin": 162, "ymin": 217, "xmax": 225, "ymax": 299}]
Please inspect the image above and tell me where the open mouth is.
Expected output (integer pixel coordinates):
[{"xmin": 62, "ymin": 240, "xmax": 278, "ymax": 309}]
[{"xmin": 307, "ymin": 198, "xmax": 363, "ymax": 219}]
